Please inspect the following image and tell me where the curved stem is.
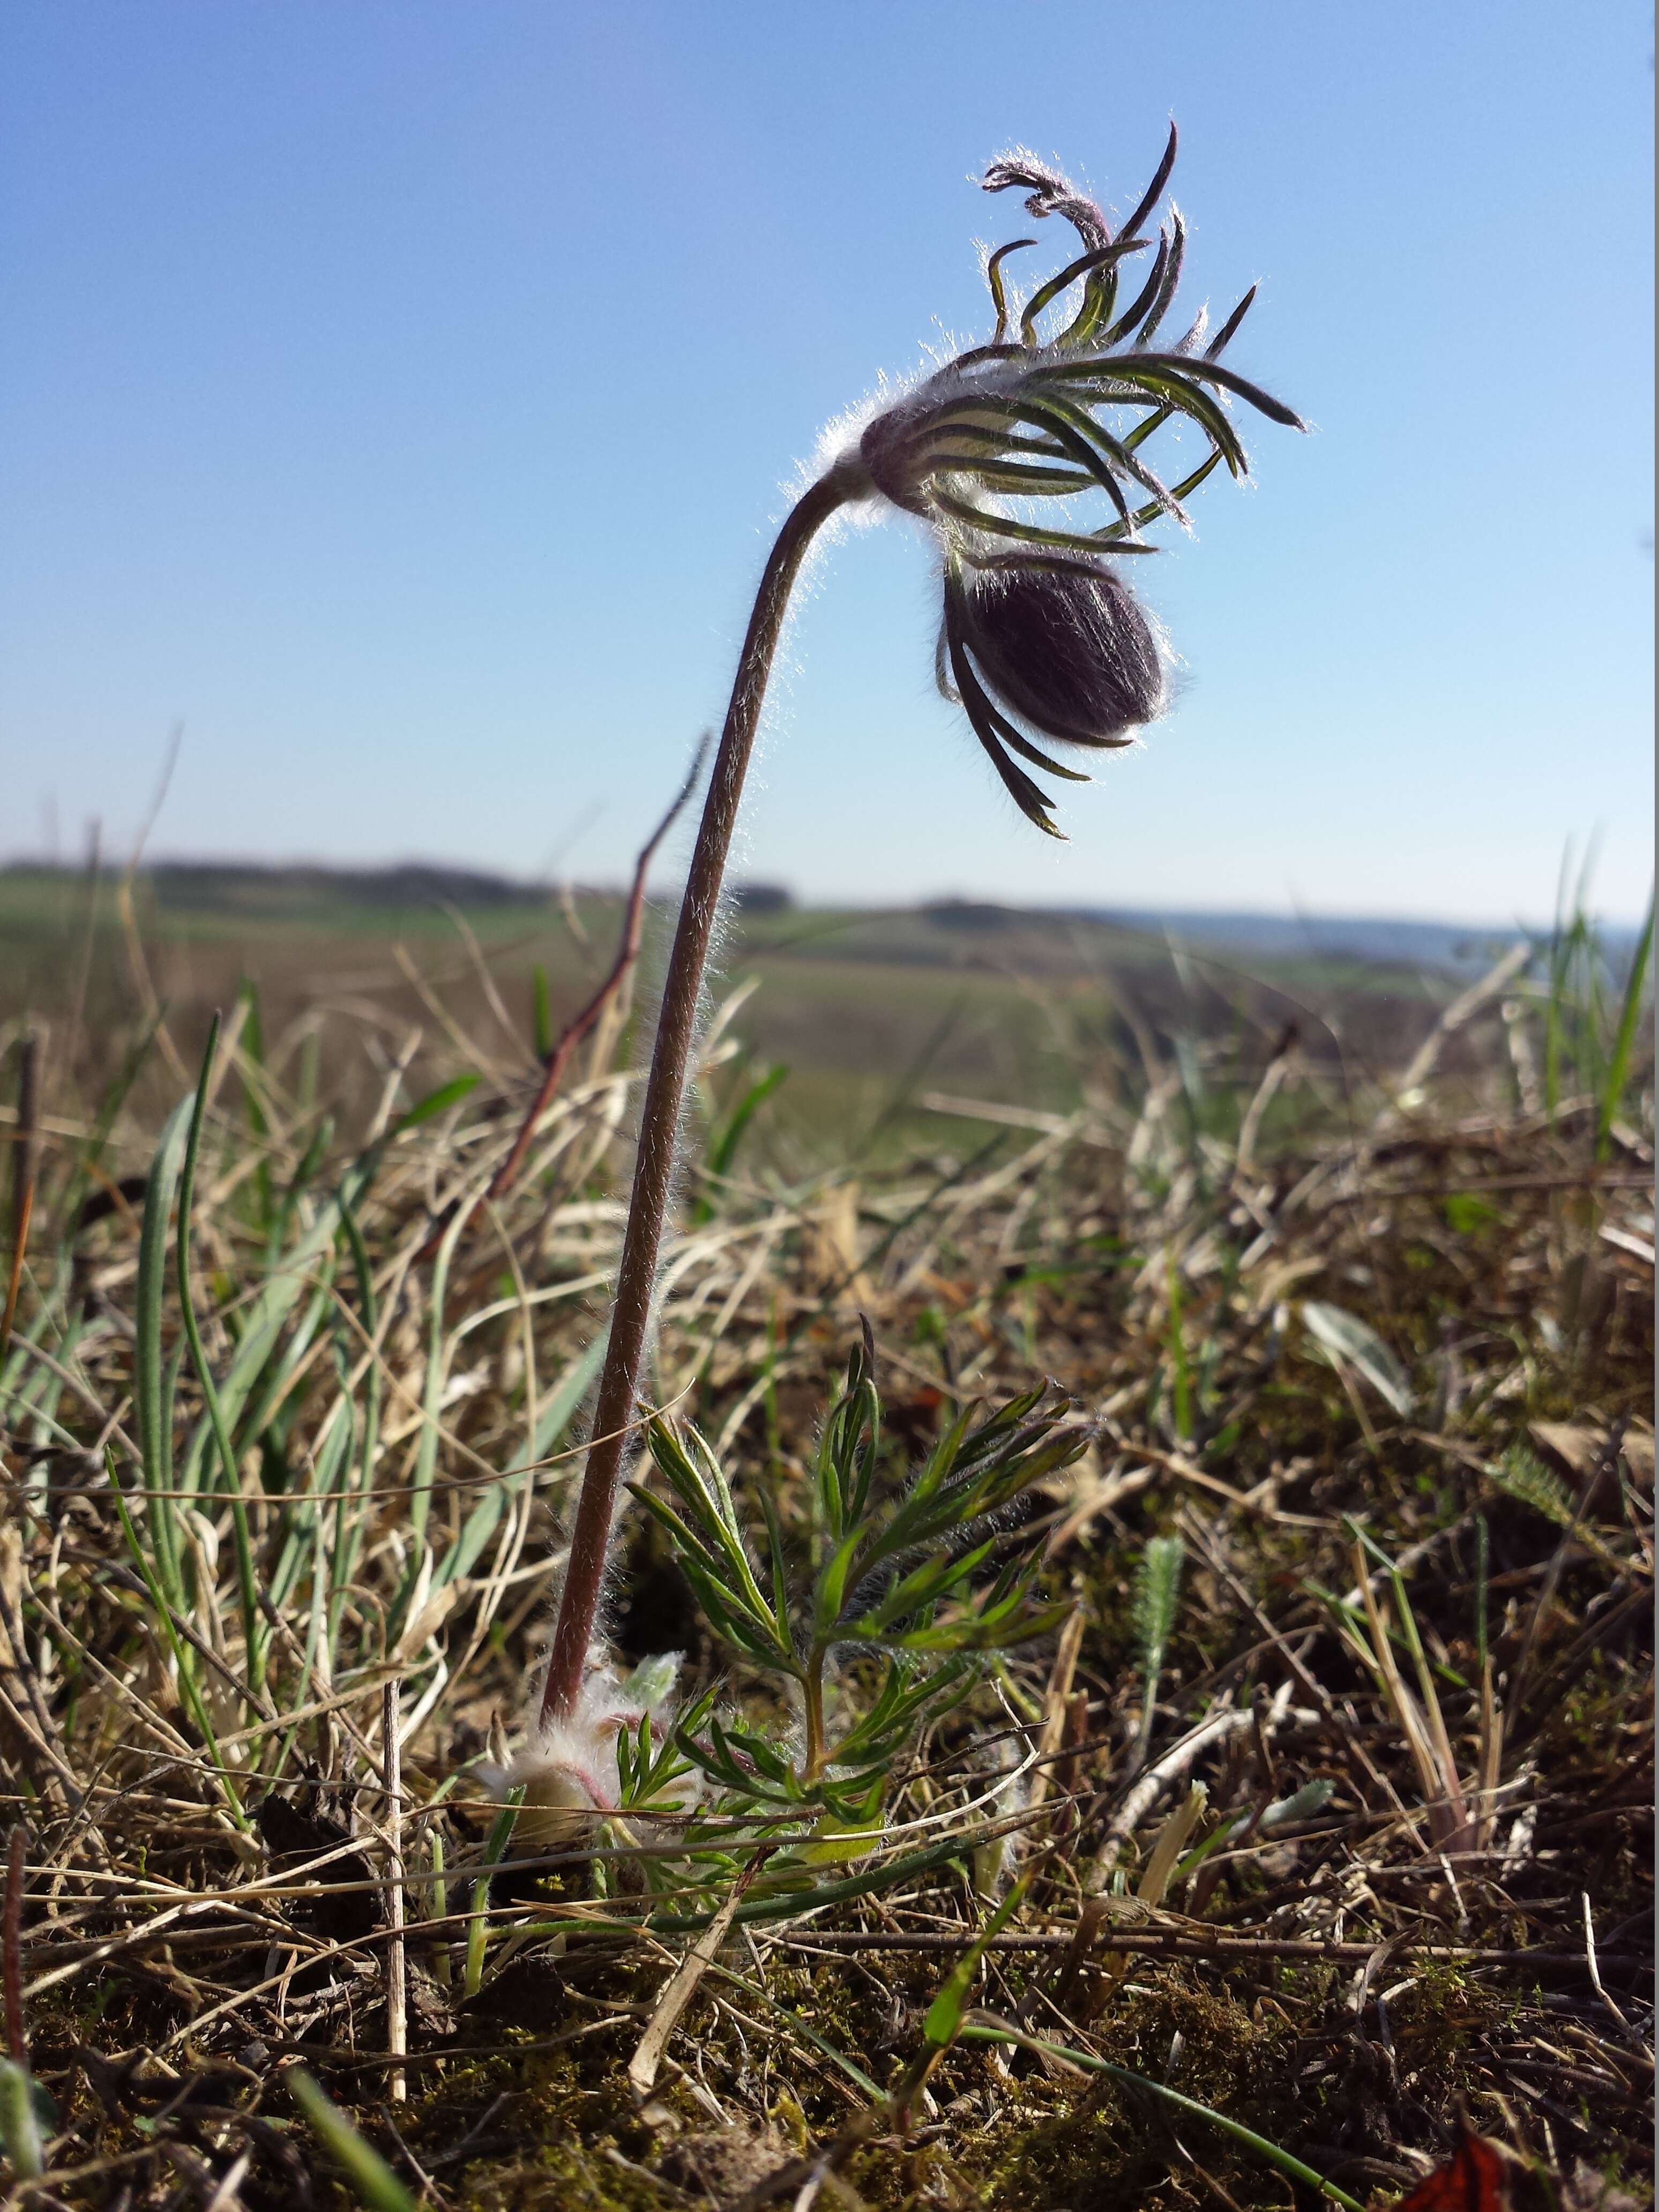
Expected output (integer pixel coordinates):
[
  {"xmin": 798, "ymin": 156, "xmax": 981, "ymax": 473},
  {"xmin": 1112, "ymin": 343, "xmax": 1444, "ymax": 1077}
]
[{"xmin": 539, "ymin": 459, "xmax": 867, "ymax": 1727}]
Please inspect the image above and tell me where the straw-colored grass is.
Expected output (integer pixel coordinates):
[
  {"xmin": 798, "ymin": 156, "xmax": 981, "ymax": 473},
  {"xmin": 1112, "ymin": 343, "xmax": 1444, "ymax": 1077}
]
[{"xmin": 0, "ymin": 877, "xmax": 1650, "ymax": 2210}]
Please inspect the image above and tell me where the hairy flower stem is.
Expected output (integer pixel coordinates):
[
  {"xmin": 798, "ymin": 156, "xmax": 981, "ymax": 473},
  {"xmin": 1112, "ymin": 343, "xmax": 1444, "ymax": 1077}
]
[{"xmin": 539, "ymin": 458, "xmax": 868, "ymax": 1728}]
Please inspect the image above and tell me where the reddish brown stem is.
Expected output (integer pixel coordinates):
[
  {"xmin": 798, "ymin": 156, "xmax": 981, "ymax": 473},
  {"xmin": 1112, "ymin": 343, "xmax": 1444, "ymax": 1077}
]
[
  {"xmin": 539, "ymin": 460, "xmax": 864, "ymax": 1727},
  {"xmin": 488, "ymin": 741, "xmax": 707, "ymax": 1207},
  {"xmin": 4, "ymin": 1825, "xmax": 26, "ymax": 2066},
  {"xmin": 412, "ymin": 750, "xmax": 704, "ymax": 1266}
]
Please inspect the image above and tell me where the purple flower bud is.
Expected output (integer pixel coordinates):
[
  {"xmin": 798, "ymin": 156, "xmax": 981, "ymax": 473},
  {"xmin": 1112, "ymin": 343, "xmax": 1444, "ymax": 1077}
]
[
  {"xmin": 956, "ymin": 557, "xmax": 1165, "ymax": 748},
  {"xmin": 938, "ymin": 554, "xmax": 1166, "ymax": 836}
]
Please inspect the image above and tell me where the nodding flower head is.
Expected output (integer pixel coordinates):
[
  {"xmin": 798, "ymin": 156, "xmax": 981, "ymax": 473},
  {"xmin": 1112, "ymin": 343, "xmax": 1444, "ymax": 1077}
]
[{"xmin": 854, "ymin": 125, "xmax": 1303, "ymax": 836}]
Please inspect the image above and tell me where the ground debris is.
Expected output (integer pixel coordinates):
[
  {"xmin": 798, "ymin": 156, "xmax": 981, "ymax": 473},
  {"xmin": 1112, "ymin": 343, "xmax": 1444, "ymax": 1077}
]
[{"xmin": 2, "ymin": 900, "xmax": 1650, "ymax": 2208}]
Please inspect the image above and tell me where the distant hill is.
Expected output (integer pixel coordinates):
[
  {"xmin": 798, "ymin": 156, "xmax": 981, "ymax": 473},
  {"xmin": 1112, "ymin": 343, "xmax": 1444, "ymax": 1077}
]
[
  {"xmin": 922, "ymin": 895, "xmax": 1640, "ymax": 975},
  {"xmin": 3, "ymin": 857, "xmax": 1638, "ymax": 974},
  {"xmin": 147, "ymin": 859, "xmax": 541, "ymax": 910},
  {"xmin": 1078, "ymin": 908, "xmax": 1553, "ymax": 975}
]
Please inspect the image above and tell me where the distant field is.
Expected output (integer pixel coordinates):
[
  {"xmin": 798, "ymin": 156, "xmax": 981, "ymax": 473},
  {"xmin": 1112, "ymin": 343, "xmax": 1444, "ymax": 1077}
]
[{"xmin": 0, "ymin": 860, "xmax": 1519, "ymax": 1163}]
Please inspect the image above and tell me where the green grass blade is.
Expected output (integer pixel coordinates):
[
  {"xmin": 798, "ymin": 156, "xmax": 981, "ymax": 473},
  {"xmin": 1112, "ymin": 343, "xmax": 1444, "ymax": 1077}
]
[
  {"xmin": 1165, "ymin": 1252, "xmax": 1192, "ymax": 1441},
  {"xmin": 0, "ymin": 2059, "xmax": 45, "ymax": 2179},
  {"xmin": 922, "ymin": 1872, "xmax": 1030, "ymax": 2052},
  {"xmin": 333, "ymin": 1187, "xmax": 381, "ymax": 1649},
  {"xmin": 410, "ymin": 1197, "xmax": 472, "ymax": 1547},
  {"xmin": 177, "ymin": 1161, "xmax": 361, "ymax": 1493},
  {"xmin": 1597, "ymin": 892, "xmax": 1653, "ymax": 1160},
  {"xmin": 648, "ymin": 1820, "xmax": 1018, "ymax": 1936},
  {"xmin": 136, "ymin": 1094, "xmax": 195, "ymax": 1609},
  {"xmin": 1543, "ymin": 841, "xmax": 1574, "ymax": 1115},
  {"xmin": 174, "ymin": 1012, "xmax": 266, "ymax": 1695},
  {"xmin": 287, "ymin": 2070, "xmax": 420, "ymax": 2212},
  {"xmin": 236, "ymin": 978, "xmax": 275, "ymax": 1246},
  {"xmin": 391, "ymin": 1072, "xmax": 481, "ymax": 1138},
  {"xmin": 530, "ymin": 1332, "xmax": 607, "ymax": 1462},
  {"xmin": 694, "ymin": 1062, "xmax": 790, "ymax": 1224},
  {"xmin": 104, "ymin": 1449, "xmax": 246, "ymax": 1826},
  {"xmin": 1134, "ymin": 1534, "xmax": 1184, "ymax": 1758},
  {"xmin": 465, "ymin": 1789, "xmax": 524, "ymax": 1998}
]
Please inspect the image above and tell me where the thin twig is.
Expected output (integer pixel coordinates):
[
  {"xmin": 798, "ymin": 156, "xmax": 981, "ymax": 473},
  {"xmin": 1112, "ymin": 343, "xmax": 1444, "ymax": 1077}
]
[
  {"xmin": 4, "ymin": 1825, "xmax": 26, "ymax": 2065},
  {"xmin": 382, "ymin": 1682, "xmax": 407, "ymax": 2103},
  {"xmin": 1580, "ymin": 1892, "xmax": 1632, "ymax": 2031},
  {"xmin": 490, "ymin": 741, "xmax": 708, "ymax": 1207},
  {"xmin": 413, "ymin": 742, "xmax": 708, "ymax": 1264}
]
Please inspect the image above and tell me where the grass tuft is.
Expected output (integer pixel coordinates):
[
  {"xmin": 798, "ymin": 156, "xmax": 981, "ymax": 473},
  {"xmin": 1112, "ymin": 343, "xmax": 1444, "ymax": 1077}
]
[{"xmin": 0, "ymin": 871, "xmax": 1649, "ymax": 2207}]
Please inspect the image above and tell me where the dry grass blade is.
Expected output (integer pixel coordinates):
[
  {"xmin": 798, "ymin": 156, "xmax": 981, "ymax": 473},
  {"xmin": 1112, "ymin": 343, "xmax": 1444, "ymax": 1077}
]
[
  {"xmin": 1349, "ymin": 1537, "xmax": 1473, "ymax": 1852},
  {"xmin": 0, "ymin": 849, "xmax": 1647, "ymax": 2208},
  {"xmin": 379, "ymin": 1682, "xmax": 407, "ymax": 2105},
  {"xmin": 627, "ymin": 1853, "xmax": 763, "ymax": 2101}
]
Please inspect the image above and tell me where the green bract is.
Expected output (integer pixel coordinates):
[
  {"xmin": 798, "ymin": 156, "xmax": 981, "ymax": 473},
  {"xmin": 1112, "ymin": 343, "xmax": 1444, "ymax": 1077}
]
[{"xmin": 863, "ymin": 129, "xmax": 1301, "ymax": 551}]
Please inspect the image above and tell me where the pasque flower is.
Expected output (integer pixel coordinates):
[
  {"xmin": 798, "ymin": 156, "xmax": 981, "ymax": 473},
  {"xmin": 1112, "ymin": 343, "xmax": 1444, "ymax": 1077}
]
[
  {"xmin": 861, "ymin": 126, "xmax": 1303, "ymax": 833},
  {"xmin": 525, "ymin": 128, "xmax": 1301, "ymax": 1787}
]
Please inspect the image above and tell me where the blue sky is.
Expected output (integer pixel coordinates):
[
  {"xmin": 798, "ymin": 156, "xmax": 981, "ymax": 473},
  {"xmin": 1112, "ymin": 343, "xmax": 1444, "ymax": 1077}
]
[{"xmin": 1, "ymin": 2, "xmax": 1651, "ymax": 921}]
